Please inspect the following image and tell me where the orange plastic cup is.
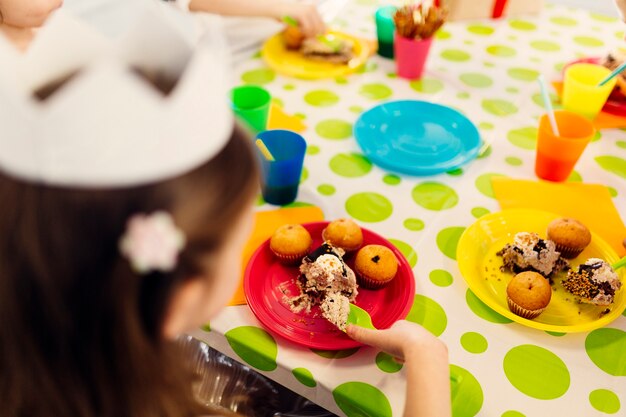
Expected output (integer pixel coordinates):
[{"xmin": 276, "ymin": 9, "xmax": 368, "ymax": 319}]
[{"xmin": 535, "ymin": 110, "xmax": 595, "ymax": 182}]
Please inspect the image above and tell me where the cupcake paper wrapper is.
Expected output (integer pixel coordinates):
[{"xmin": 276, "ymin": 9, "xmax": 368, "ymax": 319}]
[
  {"xmin": 553, "ymin": 243, "xmax": 585, "ymax": 259},
  {"xmin": 507, "ymin": 297, "xmax": 545, "ymax": 320},
  {"xmin": 356, "ymin": 270, "xmax": 394, "ymax": 290},
  {"xmin": 271, "ymin": 249, "xmax": 309, "ymax": 265}
]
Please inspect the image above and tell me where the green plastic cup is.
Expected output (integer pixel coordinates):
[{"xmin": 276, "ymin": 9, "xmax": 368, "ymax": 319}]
[
  {"xmin": 231, "ymin": 85, "xmax": 271, "ymax": 134},
  {"xmin": 375, "ymin": 6, "xmax": 396, "ymax": 59}
]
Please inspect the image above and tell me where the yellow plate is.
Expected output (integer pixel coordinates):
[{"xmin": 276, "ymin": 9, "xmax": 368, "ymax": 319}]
[
  {"xmin": 261, "ymin": 31, "xmax": 371, "ymax": 80},
  {"xmin": 457, "ymin": 209, "xmax": 625, "ymax": 333}
]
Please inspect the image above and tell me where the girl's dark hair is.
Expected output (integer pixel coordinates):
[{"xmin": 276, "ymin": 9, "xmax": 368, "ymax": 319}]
[{"xmin": 0, "ymin": 124, "xmax": 258, "ymax": 417}]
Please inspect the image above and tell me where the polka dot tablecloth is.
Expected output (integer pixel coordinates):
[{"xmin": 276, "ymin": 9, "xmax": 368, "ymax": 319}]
[{"xmin": 194, "ymin": 2, "xmax": 626, "ymax": 416}]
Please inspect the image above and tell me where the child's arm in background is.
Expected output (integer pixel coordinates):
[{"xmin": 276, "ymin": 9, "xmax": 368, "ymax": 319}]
[
  {"xmin": 187, "ymin": 0, "xmax": 325, "ymax": 36},
  {"xmin": 347, "ymin": 321, "xmax": 452, "ymax": 417}
]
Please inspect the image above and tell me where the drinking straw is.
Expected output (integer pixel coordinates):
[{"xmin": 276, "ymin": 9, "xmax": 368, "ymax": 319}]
[
  {"xmin": 598, "ymin": 60, "xmax": 626, "ymax": 87},
  {"xmin": 538, "ymin": 75, "xmax": 560, "ymax": 136},
  {"xmin": 612, "ymin": 255, "xmax": 626, "ymax": 271},
  {"xmin": 255, "ymin": 139, "xmax": 275, "ymax": 161},
  {"xmin": 282, "ymin": 16, "xmax": 299, "ymax": 27}
]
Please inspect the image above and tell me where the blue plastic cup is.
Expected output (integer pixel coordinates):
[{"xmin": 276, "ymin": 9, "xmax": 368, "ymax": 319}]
[{"xmin": 256, "ymin": 130, "xmax": 307, "ymax": 206}]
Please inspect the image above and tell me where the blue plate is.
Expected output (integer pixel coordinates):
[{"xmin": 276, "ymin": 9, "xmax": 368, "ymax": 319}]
[{"xmin": 354, "ymin": 100, "xmax": 481, "ymax": 176}]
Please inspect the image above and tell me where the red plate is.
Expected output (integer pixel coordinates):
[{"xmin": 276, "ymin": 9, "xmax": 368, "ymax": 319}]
[
  {"xmin": 244, "ymin": 222, "xmax": 415, "ymax": 350},
  {"xmin": 563, "ymin": 57, "xmax": 626, "ymax": 117}
]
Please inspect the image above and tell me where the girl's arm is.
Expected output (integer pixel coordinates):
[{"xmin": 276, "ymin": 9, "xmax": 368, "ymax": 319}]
[
  {"xmin": 346, "ymin": 321, "xmax": 451, "ymax": 417},
  {"xmin": 187, "ymin": 0, "xmax": 325, "ymax": 36}
]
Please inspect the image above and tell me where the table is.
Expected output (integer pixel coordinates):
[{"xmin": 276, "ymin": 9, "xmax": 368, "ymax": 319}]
[{"xmin": 193, "ymin": 2, "xmax": 626, "ymax": 416}]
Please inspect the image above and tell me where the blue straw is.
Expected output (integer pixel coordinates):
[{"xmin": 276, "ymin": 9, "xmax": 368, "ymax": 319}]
[
  {"xmin": 538, "ymin": 75, "xmax": 560, "ymax": 136},
  {"xmin": 598, "ymin": 60, "xmax": 626, "ymax": 87}
]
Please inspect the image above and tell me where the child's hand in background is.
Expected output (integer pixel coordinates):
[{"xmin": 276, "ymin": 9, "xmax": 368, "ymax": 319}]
[{"xmin": 274, "ymin": 1, "xmax": 326, "ymax": 37}]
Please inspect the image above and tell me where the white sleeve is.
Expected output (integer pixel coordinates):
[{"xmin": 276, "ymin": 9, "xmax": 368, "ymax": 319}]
[{"xmin": 171, "ymin": 0, "xmax": 191, "ymax": 11}]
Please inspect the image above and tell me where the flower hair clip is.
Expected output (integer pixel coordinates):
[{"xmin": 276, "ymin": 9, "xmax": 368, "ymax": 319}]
[{"xmin": 119, "ymin": 211, "xmax": 186, "ymax": 274}]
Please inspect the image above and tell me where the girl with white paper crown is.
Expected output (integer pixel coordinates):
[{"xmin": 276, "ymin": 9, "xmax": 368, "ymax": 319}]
[
  {"xmin": 0, "ymin": 0, "xmax": 62, "ymax": 50},
  {"xmin": 0, "ymin": 6, "xmax": 450, "ymax": 417}
]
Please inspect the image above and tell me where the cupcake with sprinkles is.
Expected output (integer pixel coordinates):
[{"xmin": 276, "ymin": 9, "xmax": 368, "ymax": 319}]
[{"xmin": 562, "ymin": 258, "xmax": 622, "ymax": 306}]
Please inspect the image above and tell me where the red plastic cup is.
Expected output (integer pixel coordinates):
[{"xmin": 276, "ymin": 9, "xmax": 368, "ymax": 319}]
[
  {"xmin": 535, "ymin": 110, "xmax": 595, "ymax": 182},
  {"xmin": 394, "ymin": 33, "xmax": 433, "ymax": 80}
]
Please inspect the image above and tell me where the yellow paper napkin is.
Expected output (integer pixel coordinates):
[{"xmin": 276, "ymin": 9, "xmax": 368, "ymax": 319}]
[
  {"xmin": 229, "ymin": 206, "xmax": 325, "ymax": 306},
  {"xmin": 491, "ymin": 178, "xmax": 626, "ymax": 256}
]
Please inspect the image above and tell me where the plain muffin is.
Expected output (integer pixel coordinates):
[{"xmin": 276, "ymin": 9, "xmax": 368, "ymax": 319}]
[{"xmin": 506, "ymin": 271, "xmax": 552, "ymax": 319}]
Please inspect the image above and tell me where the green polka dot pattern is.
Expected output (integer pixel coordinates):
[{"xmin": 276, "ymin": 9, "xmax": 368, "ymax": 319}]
[
  {"xmin": 311, "ymin": 348, "xmax": 360, "ymax": 359},
  {"xmin": 345, "ymin": 192, "xmax": 393, "ymax": 223},
  {"xmin": 333, "ymin": 382, "xmax": 392, "ymax": 417},
  {"xmin": 503, "ymin": 345, "xmax": 570, "ymax": 399},
  {"xmin": 467, "ymin": 25, "xmax": 495, "ymax": 36},
  {"xmin": 304, "ymin": 90, "xmax": 339, "ymax": 107},
  {"xmin": 507, "ymin": 68, "xmax": 539, "ymax": 81},
  {"xmin": 441, "ymin": 49, "xmax": 471, "ymax": 62},
  {"xmin": 436, "ymin": 227, "xmax": 466, "ymax": 260},
  {"xmin": 471, "ymin": 207, "xmax": 490, "ymax": 218},
  {"xmin": 382, "ymin": 174, "xmax": 401, "ymax": 185},
  {"xmin": 410, "ymin": 78, "xmax": 444, "ymax": 93},
  {"xmin": 221, "ymin": 5, "xmax": 626, "ymax": 416},
  {"xmin": 317, "ymin": 184, "xmax": 336, "ymax": 196},
  {"xmin": 430, "ymin": 269, "xmax": 454, "ymax": 287},
  {"xmin": 595, "ymin": 156, "xmax": 626, "ymax": 179},
  {"xmin": 450, "ymin": 365, "xmax": 484, "ymax": 417},
  {"xmin": 412, "ymin": 182, "xmax": 459, "ymax": 211},
  {"xmin": 389, "ymin": 239, "xmax": 418, "ymax": 268},
  {"xmin": 406, "ymin": 294, "xmax": 448, "ymax": 336},
  {"xmin": 241, "ymin": 68, "xmax": 276, "ymax": 84},
  {"xmin": 460, "ymin": 332, "xmax": 488, "ymax": 354},
  {"xmin": 487, "ymin": 45, "xmax": 516, "ymax": 57},
  {"xmin": 508, "ymin": 127, "xmax": 537, "ymax": 150},
  {"xmin": 501, "ymin": 412, "xmax": 525, "ymax": 417},
  {"xmin": 475, "ymin": 173, "xmax": 507, "ymax": 198},
  {"xmin": 460, "ymin": 73, "xmax": 493, "ymax": 88},
  {"xmin": 466, "ymin": 289, "xmax": 513, "ymax": 324},
  {"xmin": 292, "ymin": 368, "xmax": 317, "ymax": 387},
  {"xmin": 315, "ymin": 119, "xmax": 353, "ymax": 140},
  {"xmin": 329, "ymin": 153, "xmax": 372, "ymax": 177},
  {"xmin": 589, "ymin": 389, "xmax": 621, "ymax": 414},
  {"xmin": 359, "ymin": 83, "xmax": 392, "ymax": 100},
  {"xmin": 225, "ymin": 327, "xmax": 278, "ymax": 371},
  {"xmin": 375, "ymin": 352, "xmax": 403, "ymax": 373},
  {"xmin": 585, "ymin": 328, "xmax": 626, "ymax": 376},
  {"xmin": 482, "ymin": 99, "xmax": 518, "ymax": 116},
  {"xmin": 404, "ymin": 218, "xmax": 425, "ymax": 231}
]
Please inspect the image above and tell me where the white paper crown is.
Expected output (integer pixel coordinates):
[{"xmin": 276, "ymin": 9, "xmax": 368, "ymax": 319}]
[{"xmin": 0, "ymin": 1, "xmax": 233, "ymax": 187}]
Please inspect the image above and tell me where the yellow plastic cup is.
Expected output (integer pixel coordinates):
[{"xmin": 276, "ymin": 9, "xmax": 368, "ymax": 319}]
[{"xmin": 562, "ymin": 63, "xmax": 616, "ymax": 120}]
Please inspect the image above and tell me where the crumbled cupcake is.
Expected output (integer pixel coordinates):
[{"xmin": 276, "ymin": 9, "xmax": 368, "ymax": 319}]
[
  {"xmin": 320, "ymin": 293, "xmax": 351, "ymax": 331},
  {"xmin": 285, "ymin": 243, "xmax": 358, "ymax": 330},
  {"xmin": 497, "ymin": 232, "xmax": 569, "ymax": 278},
  {"xmin": 562, "ymin": 258, "xmax": 622, "ymax": 306}
]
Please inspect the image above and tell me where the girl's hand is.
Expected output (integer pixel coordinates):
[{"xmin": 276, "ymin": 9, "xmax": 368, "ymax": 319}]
[
  {"xmin": 275, "ymin": 2, "xmax": 326, "ymax": 38},
  {"xmin": 346, "ymin": 320, "xmax": 447, "ymax": 362}
]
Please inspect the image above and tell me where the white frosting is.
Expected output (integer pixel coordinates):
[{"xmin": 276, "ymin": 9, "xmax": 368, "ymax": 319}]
[
  {"xmin": 315, "ymin": 254, "xmax": 344, "ymax": 275},
  {"xmin": 321, "ymin": 293, "xmax": 350, "ymax": 331},
  {"xmin": 584, "ymin": 258, "xmax": 621, "ymax": 289},
  {"xmin": 510, "ymin": 232, "xmax": 561, "ymax": 276}
]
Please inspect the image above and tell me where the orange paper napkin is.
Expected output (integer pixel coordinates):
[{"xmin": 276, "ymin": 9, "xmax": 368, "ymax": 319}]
[
  {"xmin": 552, "ymin": 81, "xmax": 626, "ymax": 130},
  {"xmin": 229, "ymin": 206, "xmax": 325, "ymax": 306},
  {"xmin": 491, "ymin": 178, "xmax": 626, "ymax": 256}
]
